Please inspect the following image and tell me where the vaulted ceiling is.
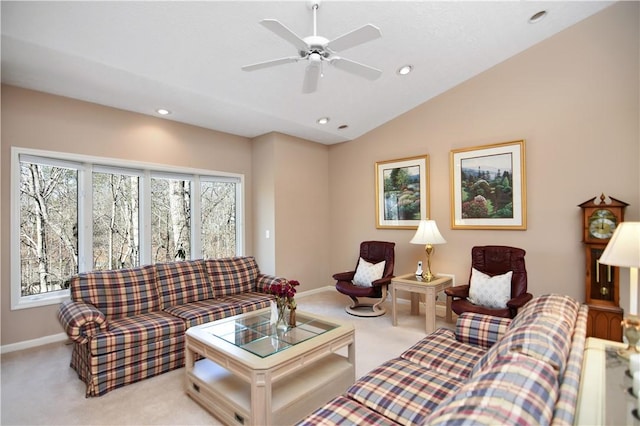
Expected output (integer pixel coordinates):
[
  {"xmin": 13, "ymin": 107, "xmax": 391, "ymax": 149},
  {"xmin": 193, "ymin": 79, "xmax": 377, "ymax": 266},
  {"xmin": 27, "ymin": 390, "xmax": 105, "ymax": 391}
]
[{"xmin": 1, "ymin": 1, "xmax": 614, "ymax": 144}]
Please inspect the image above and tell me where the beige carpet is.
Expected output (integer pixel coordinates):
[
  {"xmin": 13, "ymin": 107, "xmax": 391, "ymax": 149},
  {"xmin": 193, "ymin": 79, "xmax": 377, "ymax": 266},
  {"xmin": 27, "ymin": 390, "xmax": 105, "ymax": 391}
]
[{"xmin": 1, "ymin": 289, "xmax": 454, "ymax": 425}]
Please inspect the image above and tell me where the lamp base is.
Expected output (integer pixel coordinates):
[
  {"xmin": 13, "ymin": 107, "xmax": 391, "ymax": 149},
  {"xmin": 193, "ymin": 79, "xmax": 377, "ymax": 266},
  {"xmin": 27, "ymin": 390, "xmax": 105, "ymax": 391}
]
[
  {"xmin": 421, "ymin": 244, "xmax": 436, "ymax": 282},
  {"xmin": 421, "ymin": 270, "xmax": 435, "ymax": 282},
  {"xmin": 617, "ymin": 315, "xmax": 640, "ymax": 359}
]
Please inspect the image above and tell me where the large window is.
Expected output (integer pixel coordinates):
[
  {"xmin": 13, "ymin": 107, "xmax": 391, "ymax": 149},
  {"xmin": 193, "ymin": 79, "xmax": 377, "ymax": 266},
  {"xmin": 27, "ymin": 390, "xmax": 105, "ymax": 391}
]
[
  {"xmin": 93, "ymin": 168, "xmax": 140, "ymax": 270},
  {"xmin": 19, "ymin": 159, "xmax": 78, "ymax": 298},
  {"xmin": 151, "ymin": 175, "xmax": 192, "ymax": 263},
  {"xmin": 11, "ymin": 148, "xmax": 244, "ymax": 309},
  {"xmin": 201, "ymin": 179, "xmax": 237, "ymax": 259}
]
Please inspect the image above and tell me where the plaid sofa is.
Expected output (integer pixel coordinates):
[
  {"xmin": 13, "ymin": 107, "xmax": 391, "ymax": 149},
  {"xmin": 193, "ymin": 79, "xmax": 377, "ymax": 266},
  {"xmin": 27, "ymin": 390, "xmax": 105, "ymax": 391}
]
[
  {"xmin": 57, "ymin": 256, "xmax": 279, "ymax": 397},
  {"xmin": 299, "ymin": 294, "xmax": 588, "ymax": 426}
]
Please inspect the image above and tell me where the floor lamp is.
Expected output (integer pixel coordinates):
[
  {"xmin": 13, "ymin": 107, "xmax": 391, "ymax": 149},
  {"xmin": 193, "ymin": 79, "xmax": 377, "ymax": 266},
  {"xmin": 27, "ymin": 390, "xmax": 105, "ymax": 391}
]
[{"xmin": 599, "ymin": 222, "xmax": 640, "ymax": 358}]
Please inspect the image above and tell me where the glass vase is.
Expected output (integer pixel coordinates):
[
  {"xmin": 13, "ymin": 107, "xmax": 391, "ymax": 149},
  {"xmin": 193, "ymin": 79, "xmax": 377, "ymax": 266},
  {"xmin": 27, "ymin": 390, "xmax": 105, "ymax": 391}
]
[{"xmin": 275, "ymin": 298, "xmax": 289, "ymax": 331}]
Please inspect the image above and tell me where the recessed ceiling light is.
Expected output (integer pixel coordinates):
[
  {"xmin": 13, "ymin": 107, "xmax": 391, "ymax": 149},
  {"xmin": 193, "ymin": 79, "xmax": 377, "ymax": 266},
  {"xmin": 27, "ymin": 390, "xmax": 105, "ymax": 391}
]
[
  {"xmin": 397, "ymin": 65, "xmax": 413, "ymax": 75},
  {"xmin": 156, "ymin": 108, "xmax": 171, "ymax": 115},
  {"xmin": 529, "ymin": 10, "xmax": 548, "ymax": 24},
  {"xmin": 317, "ymin": 117, "xmax": 330, "ymax": 125}
]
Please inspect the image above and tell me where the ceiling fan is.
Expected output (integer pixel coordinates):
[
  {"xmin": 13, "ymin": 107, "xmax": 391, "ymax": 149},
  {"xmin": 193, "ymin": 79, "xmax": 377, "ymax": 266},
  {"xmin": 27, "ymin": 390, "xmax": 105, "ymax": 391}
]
[{"xmin": 241, "ymin": 0, "xmax": 382, "ymax": 94}]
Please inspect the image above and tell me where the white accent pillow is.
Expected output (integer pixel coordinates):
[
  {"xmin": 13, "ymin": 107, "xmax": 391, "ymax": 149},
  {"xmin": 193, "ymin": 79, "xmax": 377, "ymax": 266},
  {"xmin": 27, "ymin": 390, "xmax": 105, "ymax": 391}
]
[
  {"xmin": 468, "ymin": 268, "xmax": 513, "ymax": 309},
  {"xmin": 352, "ymin": 257, "xmax": 386, "ymax": 287}
]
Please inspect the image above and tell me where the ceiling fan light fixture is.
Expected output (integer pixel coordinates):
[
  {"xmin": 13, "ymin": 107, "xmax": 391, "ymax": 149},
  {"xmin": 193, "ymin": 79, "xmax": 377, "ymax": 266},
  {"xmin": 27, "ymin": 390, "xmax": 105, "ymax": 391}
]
[
  {"xmin": 156, "ymin": 108, "xmax": 171, "ymax": 116},
  {"xmin": 242, "ymin": 2, "xmax": 382, "ymax": 94},
  {"xmin": 397, "ymin": 65, "xmax": 413, "ymax": 75},
  {"xmin": 317, "ymin": 117, "xmax": 330, "ymax": 125},
  {"xmin": 529, "ymin": 10, "xmax": 548, "ymax": 24}
]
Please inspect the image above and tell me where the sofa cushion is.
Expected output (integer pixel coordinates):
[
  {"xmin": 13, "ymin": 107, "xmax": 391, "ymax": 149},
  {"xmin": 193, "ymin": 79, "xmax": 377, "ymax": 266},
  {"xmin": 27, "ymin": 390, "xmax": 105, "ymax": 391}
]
[
  {"xmin": 216, "ymin": 292, "xmax": 273, "ymax": 314},
  {"xmin": 455, "ymin": 312, "xmax": 511, "ymax": 349},
  {"xmin": 164, "ymin": 299, "xmax": 242, "ymax": 329},
  {"xmin": 471, "ymin": 313, "xmax": 573, "ymax": 378},
  {"xmin": 155, "ymin": 260, "xmax": 211, "ymax": 309},
  {"xmin": 296, "ymin": 395, "xmax": 399, "ymax": 426},
  {"xmin": 509, "ymin": 293, "xmax": 579, "ymax": 331},
  {"xmin": 346, "ymin": 358, "xmax": 463, "ymax": 426},
  {"xmin": 400, "ymin": 328, "xmax": 486, "ymax": 379},
  {"xmin": 163, "ymin": 292, "xmax": 272, "ymax": 328},
  {"xmin": 296, "ymin": 395, "xmax": 397, "ymax": 426},
  {"xmin": 89, "ymin": 311, "xmax": 186, "ymax": 355},
  {"xmin": 205, "ymin": 256, "xmax": 259, "ymax": 297},
  {"xmin": 70, "ymin": 264, "xmax": 160, "ymax": 319},
  {"xmin": 428, "ymin": 353, "xmax": 559, "ymax": 426}
]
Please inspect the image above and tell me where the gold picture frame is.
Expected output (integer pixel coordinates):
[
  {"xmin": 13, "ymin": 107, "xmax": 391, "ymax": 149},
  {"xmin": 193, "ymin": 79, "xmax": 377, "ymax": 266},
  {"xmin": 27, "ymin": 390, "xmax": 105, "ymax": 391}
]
[
  {"xmin": 375, "ymin": 155, "xmax": 430, "ymax": 229},
  {"xmin": 450, "ymin": 140, "xmax": 526, "ymax": 230}
]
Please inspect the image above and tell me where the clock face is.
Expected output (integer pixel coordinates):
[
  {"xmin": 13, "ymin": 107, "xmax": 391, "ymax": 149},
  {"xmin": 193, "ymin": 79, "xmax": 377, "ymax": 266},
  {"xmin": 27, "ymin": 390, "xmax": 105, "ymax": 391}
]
[{"xmin": 588, "ymin": 209, "xmax": 617, "ymax": 239}]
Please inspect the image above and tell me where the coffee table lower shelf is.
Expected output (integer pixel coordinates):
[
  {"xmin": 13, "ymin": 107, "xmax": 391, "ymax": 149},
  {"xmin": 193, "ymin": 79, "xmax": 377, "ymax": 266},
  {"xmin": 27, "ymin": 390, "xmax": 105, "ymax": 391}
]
[{"xmin": 186, "ymin": 353, "xmax": 354, "ymax": 425}]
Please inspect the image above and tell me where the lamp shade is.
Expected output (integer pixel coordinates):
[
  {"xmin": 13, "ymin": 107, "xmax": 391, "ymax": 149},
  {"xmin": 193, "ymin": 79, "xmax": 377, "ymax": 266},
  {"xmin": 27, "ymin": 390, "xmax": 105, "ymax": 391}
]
[
  {"xmin": 599, "ymin": 222, "xmax": 640, "ymax": 268},
  {"xmin": 410, "ymin": 220, "xmax": 446, "ymax": 245}
]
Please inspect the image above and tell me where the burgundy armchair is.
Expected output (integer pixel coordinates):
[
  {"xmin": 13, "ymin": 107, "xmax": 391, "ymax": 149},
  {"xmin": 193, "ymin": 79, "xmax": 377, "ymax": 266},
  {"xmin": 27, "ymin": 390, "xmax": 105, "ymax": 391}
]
[
  {"xmin": 334, "ymin": 241, "xmax": 395, "ymax": 317},
  {"xmin": 444, "ymin": 245, "xmax": 532, "ymax": 318}
]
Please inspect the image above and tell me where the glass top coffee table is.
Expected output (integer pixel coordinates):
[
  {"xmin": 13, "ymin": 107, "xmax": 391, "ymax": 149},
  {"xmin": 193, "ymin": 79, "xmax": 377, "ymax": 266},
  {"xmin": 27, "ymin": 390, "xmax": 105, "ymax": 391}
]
[
  {"xmin": 577, "ymin": 337, "xmax": 640, "ymax": 425},
  {"xmin": 185, "ymin": 308, "xmax": 355, "ymax": 426},
  {"xmin": 204, "ymin": 310, "xmax": 339, "ymax": 358}
]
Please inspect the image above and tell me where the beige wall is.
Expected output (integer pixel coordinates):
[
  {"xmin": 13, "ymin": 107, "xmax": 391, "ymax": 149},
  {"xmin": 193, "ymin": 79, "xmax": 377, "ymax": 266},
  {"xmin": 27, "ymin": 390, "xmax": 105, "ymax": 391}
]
[
  {"xmin": 1, "ymin": 86, "xmax": 255, "ymax": 345},
  {"xmin": 251, "ymin": 131, "xmax": 331, "ymax": 288},
  {"xmin": 1, "ymin": 2, "xmax": 638, "ymax": 348},
  {"xmin": 329, "ymin": 2, "xmax": 640, "ymax": 309},
  {"xmin": 251, "ymin": 133, "xmax": 277, "ymax": 274},
  {"xmin": 272, "ymin": 133, "xmax": 330, "ymax": 288}
]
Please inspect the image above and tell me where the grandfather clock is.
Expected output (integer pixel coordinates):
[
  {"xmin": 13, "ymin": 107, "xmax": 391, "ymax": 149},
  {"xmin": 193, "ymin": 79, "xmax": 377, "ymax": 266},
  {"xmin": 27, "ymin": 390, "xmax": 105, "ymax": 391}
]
[{"xmin": 579, "ymin": 193, "xmax": 628, "ymax": 341}]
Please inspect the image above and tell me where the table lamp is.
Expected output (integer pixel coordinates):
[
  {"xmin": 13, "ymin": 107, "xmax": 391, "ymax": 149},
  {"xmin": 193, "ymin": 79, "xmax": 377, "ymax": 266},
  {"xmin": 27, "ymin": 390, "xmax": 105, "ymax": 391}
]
[
  {"xmin": 410, "ymin": 219, "xmax": 446, "ymax": 281},
  {"xmin": 599, "ymin": 222, "xmax": 640, "ymax": 358}
]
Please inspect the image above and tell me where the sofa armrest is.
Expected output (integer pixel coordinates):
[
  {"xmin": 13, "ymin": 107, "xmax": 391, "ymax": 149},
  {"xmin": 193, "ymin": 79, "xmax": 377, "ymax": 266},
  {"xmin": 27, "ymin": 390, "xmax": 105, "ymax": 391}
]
[
  {"xmin": 444, "ymin": 284, "xmax": 470, "ymax": 299},
  {"xmin": 57, "ymin": 300, "xmax": 107, "ymax": 344},
  {"xmin": 455, "ymin": 312, "xmax": 511, "ymax": 349},
  {"xmin": 255, "ymin": 274, "xmax": 284, "ymax": 293}
]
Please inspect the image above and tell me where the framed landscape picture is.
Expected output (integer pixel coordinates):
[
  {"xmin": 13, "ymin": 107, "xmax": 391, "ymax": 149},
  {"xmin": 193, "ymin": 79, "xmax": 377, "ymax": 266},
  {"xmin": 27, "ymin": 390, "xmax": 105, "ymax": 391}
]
[
  {"xmin": 375, "ymin": 155, "xmax": 429, "ymax": 229},
  {"xmin": 450, "ymin": 140, "xmax": 526, "ymax": 230}
]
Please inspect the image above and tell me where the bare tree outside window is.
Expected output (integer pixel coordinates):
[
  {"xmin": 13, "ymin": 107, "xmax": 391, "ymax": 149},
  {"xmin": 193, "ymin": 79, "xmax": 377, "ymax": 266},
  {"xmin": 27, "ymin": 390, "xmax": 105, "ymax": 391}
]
[
  {"xmin": 152, "ymin": 177, "xmax": 191, "ymax": 263},
  {"xmin": 93, "ymin": 172, "xmax": 140, "ymax": 270},
  {"xmin": 201, "ymin": 181, "xmax": 236, "ymax": 259},
  {"xmin": 19, "ymin": 162, "xmax": 78, "ymax": 296},
  {"xmin": 14, "ymin": 150, "xmax": 243, "ymax": 308}
]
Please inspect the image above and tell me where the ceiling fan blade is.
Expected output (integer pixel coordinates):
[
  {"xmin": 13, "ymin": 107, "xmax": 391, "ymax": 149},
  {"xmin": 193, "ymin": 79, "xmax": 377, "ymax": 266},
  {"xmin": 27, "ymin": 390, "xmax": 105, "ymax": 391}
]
[
  {"xmin": 302, "ymin": 59, "xmax": 322, "ymax": 94},
  {"xmin": 260, "ymin": 19, "xmax": 309, "ymax": 53},
  {"xmin": 331, "ymin": 57, "xmax": 381, "ymax": 81},
  {"xmin": 241, "ymin": 56, "xmax": 300, "ymax": 72},
  {"xmin": 326, "ymin": 24, "xmax": 381, "ymax": 52}
]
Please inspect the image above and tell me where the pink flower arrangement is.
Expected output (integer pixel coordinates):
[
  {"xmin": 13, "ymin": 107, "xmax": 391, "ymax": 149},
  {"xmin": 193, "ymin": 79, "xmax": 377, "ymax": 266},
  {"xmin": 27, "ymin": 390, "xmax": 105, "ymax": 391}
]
[{"xmin": 268, "ymin": 279, "xmax": 300, "ymax": 309}]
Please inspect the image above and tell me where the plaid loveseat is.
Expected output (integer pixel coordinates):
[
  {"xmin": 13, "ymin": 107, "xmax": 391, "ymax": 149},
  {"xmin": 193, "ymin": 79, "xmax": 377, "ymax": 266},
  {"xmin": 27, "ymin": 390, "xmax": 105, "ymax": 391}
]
[
  {"xmin": 57, "ymin": 256, "xmax": 279, "ymax": 397},
  {"xmin": 299, "ymin": 294, "xmax": 587, "ymax": 426}
]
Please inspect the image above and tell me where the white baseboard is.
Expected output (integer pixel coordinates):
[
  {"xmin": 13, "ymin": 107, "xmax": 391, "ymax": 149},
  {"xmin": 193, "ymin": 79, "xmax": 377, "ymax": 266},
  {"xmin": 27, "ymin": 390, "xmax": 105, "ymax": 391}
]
[
  {"xmin": 1, "ymin": 289, "xmax": 334, "ymax": 354},
  {"xmin": 297, "ymin": 286, "xmax": 335, "ymax": 297},
  {"xmin": 298, "ymin": 285, "xmax": 451, "ymax": 317},
  {"xmin": 1, "ymin": 332, "xmax": 68, "ymax": 354},
  {"xmin": 1, "ymin": 284, "xmax": 448, "ymax": 354}
]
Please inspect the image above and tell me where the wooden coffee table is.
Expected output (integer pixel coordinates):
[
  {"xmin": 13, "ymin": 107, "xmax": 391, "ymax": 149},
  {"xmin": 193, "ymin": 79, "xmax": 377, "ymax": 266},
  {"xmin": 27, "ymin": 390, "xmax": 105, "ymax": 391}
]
[{"xmin": 184, "ymin": 308, "xmax": 355, "ymax": 425}]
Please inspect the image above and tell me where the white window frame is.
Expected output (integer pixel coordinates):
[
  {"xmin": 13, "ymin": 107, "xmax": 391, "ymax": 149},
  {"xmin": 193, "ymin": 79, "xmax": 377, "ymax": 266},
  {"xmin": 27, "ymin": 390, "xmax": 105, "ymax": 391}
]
[{"xmin": 11, "ymin": 147, "xmax": 244, "ymax": 310}]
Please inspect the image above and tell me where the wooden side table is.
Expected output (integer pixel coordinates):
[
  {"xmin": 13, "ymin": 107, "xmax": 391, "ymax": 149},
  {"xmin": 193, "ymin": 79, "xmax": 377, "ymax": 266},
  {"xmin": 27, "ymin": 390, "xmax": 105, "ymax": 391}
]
[{"xmin": 391, "ymin": 273, "xmax": 453, "ymax": 334}]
